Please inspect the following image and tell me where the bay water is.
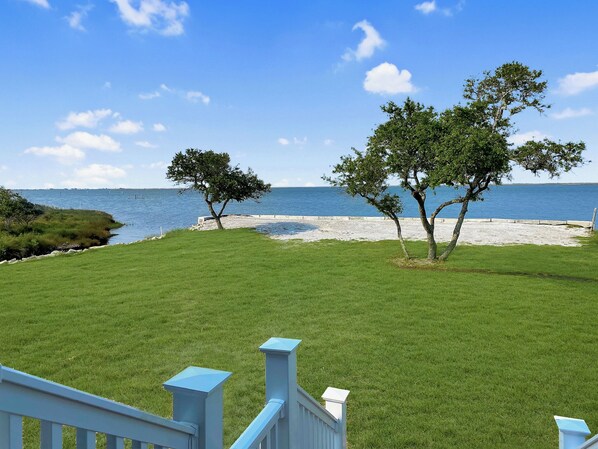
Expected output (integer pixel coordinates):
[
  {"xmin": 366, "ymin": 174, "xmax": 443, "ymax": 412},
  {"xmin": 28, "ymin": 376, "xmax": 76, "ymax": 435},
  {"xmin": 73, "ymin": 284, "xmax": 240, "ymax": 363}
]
[{"xmin": 18, "ymin": 184, "xmax": 598, "ymax": 244}]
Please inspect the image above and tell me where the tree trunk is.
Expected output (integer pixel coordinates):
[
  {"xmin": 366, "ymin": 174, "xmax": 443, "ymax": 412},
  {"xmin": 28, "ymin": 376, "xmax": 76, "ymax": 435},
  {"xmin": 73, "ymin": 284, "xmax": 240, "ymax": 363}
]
[
  {"xmin": 205, "ymin": 201, "xmax": 225, "ymax": 230},
  {"xmin": 391, "ymin": 217, "xmax": 410, "ymax": 259},
  {"xmin": 438, "ymin": 196, "xmax": 471, "ymax": 261},
  {"xmin": 412, "ymin": 191, "xmax": 437, "ymax": 259}
]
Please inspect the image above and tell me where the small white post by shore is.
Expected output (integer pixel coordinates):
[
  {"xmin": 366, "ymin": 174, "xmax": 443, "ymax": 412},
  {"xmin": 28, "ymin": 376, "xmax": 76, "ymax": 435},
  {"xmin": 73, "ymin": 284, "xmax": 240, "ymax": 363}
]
[{"xmin": 591, "ymin": 208, "xmax": 597, "ymax": 231}]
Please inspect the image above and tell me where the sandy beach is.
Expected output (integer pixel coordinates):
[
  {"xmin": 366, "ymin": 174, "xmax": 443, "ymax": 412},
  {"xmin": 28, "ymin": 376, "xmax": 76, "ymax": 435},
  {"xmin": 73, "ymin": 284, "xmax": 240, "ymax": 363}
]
[{"xmin": 198, "ymin": 215, "xmax": 592, "ymax": 246}]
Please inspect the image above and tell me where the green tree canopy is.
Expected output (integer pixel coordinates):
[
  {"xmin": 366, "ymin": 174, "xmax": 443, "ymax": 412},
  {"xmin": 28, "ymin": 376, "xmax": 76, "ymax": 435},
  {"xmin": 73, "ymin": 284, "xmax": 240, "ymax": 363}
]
[
  {"xmin": 327, "ymin": 62, "xmax": 587, "ymax": 261},
  {"xmin": 166, "ymin": 149, "xmax": 271, "ymax": 229}
]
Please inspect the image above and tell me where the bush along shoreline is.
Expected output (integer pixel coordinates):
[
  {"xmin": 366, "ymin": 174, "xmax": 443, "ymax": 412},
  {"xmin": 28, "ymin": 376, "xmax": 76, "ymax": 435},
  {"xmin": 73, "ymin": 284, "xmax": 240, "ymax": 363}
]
[{"xmin": 1, "ymin": 188, "xmax": 122, "ymax": 261}]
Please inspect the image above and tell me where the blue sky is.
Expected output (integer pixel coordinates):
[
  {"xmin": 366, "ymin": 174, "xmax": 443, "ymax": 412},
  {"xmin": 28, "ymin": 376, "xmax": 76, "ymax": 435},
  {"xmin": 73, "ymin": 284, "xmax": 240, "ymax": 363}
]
[{"xmin": 1, "ymin": 0, "xmax": 597, "ymax": 188}]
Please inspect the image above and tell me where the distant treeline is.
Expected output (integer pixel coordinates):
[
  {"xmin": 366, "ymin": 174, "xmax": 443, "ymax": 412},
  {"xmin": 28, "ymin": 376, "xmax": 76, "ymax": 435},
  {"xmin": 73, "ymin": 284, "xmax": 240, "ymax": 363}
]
[{"xmin": 1, "ymin": 187, "xmax": 121, "ymax": 261}]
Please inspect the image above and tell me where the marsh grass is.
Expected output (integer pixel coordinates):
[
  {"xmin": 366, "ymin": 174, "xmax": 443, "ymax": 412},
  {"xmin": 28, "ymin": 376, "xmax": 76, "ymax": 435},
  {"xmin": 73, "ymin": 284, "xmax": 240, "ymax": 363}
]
[{"xmin": 0, "ymin": 208, "xmax": 120, "ymax": 260}]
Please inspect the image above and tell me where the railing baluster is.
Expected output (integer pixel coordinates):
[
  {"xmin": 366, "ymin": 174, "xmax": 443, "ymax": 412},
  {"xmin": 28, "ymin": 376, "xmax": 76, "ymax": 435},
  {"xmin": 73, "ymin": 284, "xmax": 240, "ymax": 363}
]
[
  {"xmin": 0, "ymin": 413, "xmax": 22, "ymax": 449},
  {"xmin": 154, "ymin": 444, "xmax": 164, "ymax": 449},
  {"xmin": 41, "ymin": 421, "xmax": 63, "ymax": 449},
  {"xmin": 106, "ymin": 435, "xmax": 124, "ymax": 449},
  {"xmin": 76, "ymin": 429, "xmax": 95, "ymax": 449},
  {"xmin": 131, "ymin": 441, "xmax": 148, "ymax": 449},
  {"xmin": 270, "ymin": 422, "xmax": 277, "ymax": 449}
]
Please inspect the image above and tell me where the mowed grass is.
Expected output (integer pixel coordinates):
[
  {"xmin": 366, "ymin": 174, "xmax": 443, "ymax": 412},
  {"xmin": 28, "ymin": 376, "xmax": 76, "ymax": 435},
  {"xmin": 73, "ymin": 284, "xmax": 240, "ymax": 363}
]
[{"xmin": 1, "ymin": 229, "xmax": 597, "ymax": 449}]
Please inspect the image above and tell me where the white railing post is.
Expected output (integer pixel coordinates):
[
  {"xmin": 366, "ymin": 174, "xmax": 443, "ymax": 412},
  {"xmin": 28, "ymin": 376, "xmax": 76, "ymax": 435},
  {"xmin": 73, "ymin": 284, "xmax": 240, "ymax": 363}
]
[
  {"xmin": 259, "ymin": 337, "xmax": 301, "ymax": 449},
  {"xmin": 322, "ymin": 387, "xmax": 350, "ymax": 449},
  {"xmin": 555, "ymin": 416, "xmax": 591, "ymax": 449},
  {"xmin": 164, "ymin": 367, "xmax": 232, "ymax": 449}
]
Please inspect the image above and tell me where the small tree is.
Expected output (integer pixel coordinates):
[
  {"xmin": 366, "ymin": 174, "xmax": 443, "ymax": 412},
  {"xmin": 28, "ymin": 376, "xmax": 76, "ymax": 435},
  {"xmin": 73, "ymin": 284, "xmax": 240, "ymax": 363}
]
[
  {"xmin": 0, "ymin": 187, "xmax": 43, "ymax": 231},
  {"xmin": 166, "ymin": 149, "xmax": 271, "ymax": 229},
  {"xmin": 324, "ymin": 149, "xmax": 410, "ymax": 259},
  {"xmin": 327, "ymin": 62, "xmax": 587, "ymax": 261}
]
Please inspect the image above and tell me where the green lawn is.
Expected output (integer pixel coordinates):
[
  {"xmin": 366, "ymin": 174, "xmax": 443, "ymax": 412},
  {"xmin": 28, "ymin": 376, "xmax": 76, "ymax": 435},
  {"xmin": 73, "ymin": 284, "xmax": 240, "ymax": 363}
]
[{"xmin": 1, "ymin": 229, "xmax": 597, "ymax": 449}]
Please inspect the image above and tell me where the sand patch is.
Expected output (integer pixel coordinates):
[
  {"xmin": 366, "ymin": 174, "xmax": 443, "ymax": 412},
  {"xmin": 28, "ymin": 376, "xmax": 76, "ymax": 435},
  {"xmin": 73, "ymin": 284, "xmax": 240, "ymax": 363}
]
[{"xmin": 198, "ymin": 215, "xmax": 591, "ymax": 246}]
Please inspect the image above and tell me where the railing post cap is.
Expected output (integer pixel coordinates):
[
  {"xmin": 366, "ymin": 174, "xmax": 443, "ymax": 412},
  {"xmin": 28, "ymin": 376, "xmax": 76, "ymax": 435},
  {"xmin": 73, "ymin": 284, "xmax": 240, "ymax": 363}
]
[
  {"xmin": 163, "ymin": 367, "xmax": 232, "ymax": 396},
  {"xmin": 259, "ymin": 337, "xmax": 301, "ymax": 354},
  {"xmin": 322, "ymin": 387, "xmax": 350, "ymax": 404},
  {"xmin": 555, "ymin": 416, "xmax": 591, "ymax": 436}
]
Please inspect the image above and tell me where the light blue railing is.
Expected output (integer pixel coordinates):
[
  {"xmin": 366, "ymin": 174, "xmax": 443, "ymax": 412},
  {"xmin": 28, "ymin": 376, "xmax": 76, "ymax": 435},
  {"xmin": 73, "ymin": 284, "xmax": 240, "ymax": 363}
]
[
  {"xmin": 0, "ymin": 338, "xmax": 349, "ymax": 449},
  {"xmin": 229, "ymin": 399, "xmax": 284, "ymax": 449},
  {"xmin": 555, "ymin": 416, "xmax": 598, "ymax": 449},
  {"xmin": 228, "ymin": 338, "xmax": 349, "ymax": 449},
  {"xmin": 0, "ymin": 365, "xmax": 198, "ymax": 449}
]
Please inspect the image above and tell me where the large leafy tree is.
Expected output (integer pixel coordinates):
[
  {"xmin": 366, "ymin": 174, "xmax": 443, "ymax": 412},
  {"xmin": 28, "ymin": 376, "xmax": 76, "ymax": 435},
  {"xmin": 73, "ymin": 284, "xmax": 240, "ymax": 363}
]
[
  {"xmin": 166, "ymin": 149, "xmax": 271, "ymax": 229},
  {"xmin": 327, "ymin": 62, "xmax": 587, "ymax": 261}
]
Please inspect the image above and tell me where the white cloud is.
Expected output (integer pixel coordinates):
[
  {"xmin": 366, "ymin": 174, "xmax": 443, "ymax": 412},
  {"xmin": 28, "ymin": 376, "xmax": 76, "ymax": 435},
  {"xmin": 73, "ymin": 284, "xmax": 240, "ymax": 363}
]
[
  {"xmin": 75, "ymin": 164, "xmax": 126, "ymax": 179},
  {"xmin": 293, "ymin": 137, "xmax": 307, "ymax": 145},
  {"xmin": 153, "ymin": 123, "xmax": 167, "ymax": 132},
  {"xmin": 66, "ymin": 5, "xmax": 93, "ymax": 31},
  {"xmin": 111, "ymin": 0, "xmax": 190, "ymax": 36},
  {"xmin": 103, "ymin": 81, "xmax": 112, "ymax": 89},
  {"xmin": 56, "ymin": 109, "xmax": 114, "ymax": 130},
  {"xmin": 135, "ymin": 140, "xmax": 158, "ymax": 148},
  {"xmin": 323, "ymin": 139, "xmax": 334, "ymax": 146},
  {"xmin": 508, "ymin": 130, "xmax": 550, "ymax": 146},
  {"xmin": 415, "ymin": 1, "xmax": 436, "ymax": 14},
  {"xmin": 557, "ymin": 70, "xmax": 598, "ymax": 95},
  {"xmin": 364, "ymin": 62, "xmax": 416, "ymax": 95},
  {"xmin": 0, "ymin": 165, "xmax": 7, "ymax": 171},
  {"xmin": 24, "ymin": 145, "xmax": 85, "ymax": 165},
  {"xmin": 304, "ymin": 182, "xmax": 316, "ymax": 187},
  {"xmin": 160, "ymin": 83, "xmax": 174, "ymax": 92},
  {"xmin": 273, "ymin": 178, "xmax": 290, "ymax": 187},
  {"xmin": 415, "ymin": 0, "xmax": 464, "ymax": 16},
  {"xmin": 63, "ymin": 164, "xmax": 127, "ymax": 188},
  {"xmin": 342, "ymin": 20, "xmax": 385, "ymax": 62},
  {"xmin": 57, "ymin": 132, "xmax": 121, "ymax": 152},
  {"xmin": 143, "ymin": 161, "xmax": 168, "ymax": 169},
  {"xmin": 139, "ymin": 91, "xmax": 161, "ymax": 100},
  {"xmin": 186, "ymin": 91, "xmax": 210, "ymax": 104},
  {"xmin": 21, "ymin": 0, "xmax": 50, "ymax": 8},
  {"xmin": 277, "ymin": 138, "xmax": 290, "ymax": 146},
  {"xmin": 109, "ymin": 120, "xmax": 144, "ymax": 134},
  {"xmin": 550, "ymin": 107, "xmax": 593, "ymax": 120}
]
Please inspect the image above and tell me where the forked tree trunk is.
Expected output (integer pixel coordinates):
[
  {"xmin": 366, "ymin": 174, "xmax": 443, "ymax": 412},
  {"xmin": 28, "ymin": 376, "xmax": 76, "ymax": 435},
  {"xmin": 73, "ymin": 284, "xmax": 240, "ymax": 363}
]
[
  {"xmin": 438, "ymin": 197, "xmax": 470, "ymax": 261},
  {"xmin": 412, "ymin": 191, "xmax": 437, "ymax": 260},
  {"xmin": 425, "ymin": 227, "xmax": 437, "ymax": 260},
  {"xmin": 206, "ymin": 201, "xmax": 225, "ymax": 230}
]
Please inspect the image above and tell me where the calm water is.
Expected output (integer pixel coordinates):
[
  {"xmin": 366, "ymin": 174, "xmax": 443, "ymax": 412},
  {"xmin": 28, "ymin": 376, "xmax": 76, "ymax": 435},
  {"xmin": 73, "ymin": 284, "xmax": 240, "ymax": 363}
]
[{"xmin": 18, "ymin": 185, "xmax": 598, "ymax": 244}]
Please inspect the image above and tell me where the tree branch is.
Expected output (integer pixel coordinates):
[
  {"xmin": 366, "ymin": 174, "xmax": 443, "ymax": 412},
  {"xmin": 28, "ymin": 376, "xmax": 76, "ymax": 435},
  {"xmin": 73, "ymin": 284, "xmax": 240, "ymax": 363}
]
[{"xmin": 430, "ymin": 197, "xmax": 466, "ymax": 224}]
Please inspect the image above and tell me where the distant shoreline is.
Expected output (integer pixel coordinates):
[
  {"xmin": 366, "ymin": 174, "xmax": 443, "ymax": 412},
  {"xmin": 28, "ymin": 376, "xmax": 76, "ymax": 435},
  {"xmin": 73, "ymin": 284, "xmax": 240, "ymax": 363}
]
[{"xmin": 14, "ymin": 182, "xmax": 598, "ymax": 191}]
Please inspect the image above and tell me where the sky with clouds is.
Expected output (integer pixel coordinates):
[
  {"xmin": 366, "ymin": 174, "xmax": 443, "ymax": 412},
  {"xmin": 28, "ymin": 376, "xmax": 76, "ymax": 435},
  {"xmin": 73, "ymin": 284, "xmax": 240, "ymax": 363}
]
[{"xmin": 1, "ymin": 0, "xmax": 597, "ymax": 188}]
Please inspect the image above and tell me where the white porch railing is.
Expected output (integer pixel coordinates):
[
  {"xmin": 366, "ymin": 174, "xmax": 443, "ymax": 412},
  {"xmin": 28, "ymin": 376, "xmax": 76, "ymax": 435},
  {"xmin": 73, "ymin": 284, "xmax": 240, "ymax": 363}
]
[{"xmin": 0, "ymin": 337, "xmax": 348, "ymax": 449}]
